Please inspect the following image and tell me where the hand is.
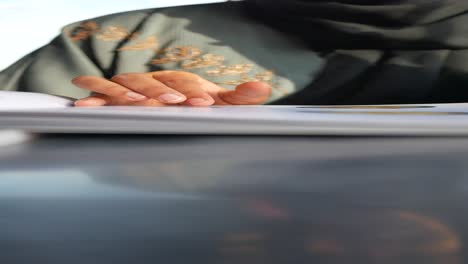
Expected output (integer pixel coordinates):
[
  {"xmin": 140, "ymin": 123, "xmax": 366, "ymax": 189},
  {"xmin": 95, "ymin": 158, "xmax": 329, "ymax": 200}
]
[{"xmin": 72, "ymin": 71, "xmax": 271, "ymax": 107}]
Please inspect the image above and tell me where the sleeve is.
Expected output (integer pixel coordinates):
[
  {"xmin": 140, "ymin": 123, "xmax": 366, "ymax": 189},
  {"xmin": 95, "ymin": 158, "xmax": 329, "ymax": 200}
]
[
  {"xmin": 0, "ymin": 3, "xmax": 324, "ymax": 102},
  {"xmin": 0, "ymin": 11, "xmax": 156, "ymax": 99},
  {"xmin": 0, "ymin": 23, "xmax": 103, "ymax": 99}
]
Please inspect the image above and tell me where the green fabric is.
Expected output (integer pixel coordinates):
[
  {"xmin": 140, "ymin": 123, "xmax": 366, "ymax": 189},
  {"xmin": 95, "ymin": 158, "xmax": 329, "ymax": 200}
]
[{"xmin": 0, "ymin": 2, "xmax": 323, "ymax": 103}]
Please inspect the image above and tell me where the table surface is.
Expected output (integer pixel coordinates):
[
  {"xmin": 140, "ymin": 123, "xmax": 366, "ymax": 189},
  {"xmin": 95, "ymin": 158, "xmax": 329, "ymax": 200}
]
[{"xmin": 1, "ymin": 134, "xmax": 468, "ymax": 264}]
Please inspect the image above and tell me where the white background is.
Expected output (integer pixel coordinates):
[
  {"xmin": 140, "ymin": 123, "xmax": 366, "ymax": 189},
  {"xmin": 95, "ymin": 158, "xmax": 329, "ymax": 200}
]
[{"xmin": 0, "ymin": 0, "xmax": 225, "ymax": 70}]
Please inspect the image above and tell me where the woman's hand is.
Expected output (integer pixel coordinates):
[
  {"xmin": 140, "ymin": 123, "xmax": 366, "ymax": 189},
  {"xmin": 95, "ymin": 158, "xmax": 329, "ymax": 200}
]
[{"xmin": 72, "ymin": 71, "xmax": 271, "ymax": 107}]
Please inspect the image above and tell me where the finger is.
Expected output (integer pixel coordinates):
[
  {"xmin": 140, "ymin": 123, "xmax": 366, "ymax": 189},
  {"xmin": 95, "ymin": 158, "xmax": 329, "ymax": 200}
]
[
  {"xmin": 218, "ymin": 82, "xmax": 271, "ymax": 105},
  {"xmin": 110, "ymin": 73, "xmax": 187, "ymax": 104},
  {"xmin": 75, "ymin": 94, "xmax": 166, "ymax": 107},
  {"xmin": 72, "ymin": 76, "xmax": 147, "ymax": 102},
  {"xmin": 152, "ymin": 71, "xmax": 215, "ymax": 106},
  {"xmin": 74, "ymin": 94, "xmax": 109, "ymax": 107}
]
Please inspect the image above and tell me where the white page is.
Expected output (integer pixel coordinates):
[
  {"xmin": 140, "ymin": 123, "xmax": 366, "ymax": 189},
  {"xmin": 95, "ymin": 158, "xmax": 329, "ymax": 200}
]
[
  {"xmin": 2, "ymin": 104, "xmax": 468, "ymax": 135},
  {"xmin": 0, "ymin": 91, "xmax": 73, "ymax": 109},
  {"xmin": 3, "ymin": 91, "xmax": 468, "ymax": 135}
]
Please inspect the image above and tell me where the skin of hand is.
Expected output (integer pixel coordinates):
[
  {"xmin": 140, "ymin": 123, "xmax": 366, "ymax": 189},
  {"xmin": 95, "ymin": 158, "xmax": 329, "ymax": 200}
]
[{"xmin": 71, "ymin": 71, "xmax": 272, "ymax": 107}]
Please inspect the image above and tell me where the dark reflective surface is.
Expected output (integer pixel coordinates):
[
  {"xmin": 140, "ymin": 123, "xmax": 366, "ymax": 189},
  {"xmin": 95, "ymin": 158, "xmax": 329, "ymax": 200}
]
[{"xmin": 1, "ymin": 135, "xmax": 468, "ymax": 263}]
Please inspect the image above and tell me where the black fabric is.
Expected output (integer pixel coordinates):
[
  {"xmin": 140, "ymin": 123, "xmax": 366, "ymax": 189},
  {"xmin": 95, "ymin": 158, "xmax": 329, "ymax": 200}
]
[
  {"xmin": 246, "ymin": 0, "xmax": 468, "ymax": 104},
  {"xmin": 247, "ymin": 0, "xmax": 468, "ymax": 49}
]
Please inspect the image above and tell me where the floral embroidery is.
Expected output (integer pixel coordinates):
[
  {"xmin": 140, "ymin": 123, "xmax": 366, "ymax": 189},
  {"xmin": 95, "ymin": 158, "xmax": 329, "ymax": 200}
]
[
  {"xmin": 215, "ymin": 71, "xmax": 275, "ymax": 86},
  {"xmin": 181, "ymin": 54, "xmax": 224, "ymax": 69},
  {"xmin": 118, "ymin": 36, "xmax": 159, "ymax": 51},
  {"xmin": 206, "ymin": 64, "xmax": 254, "ymax": 76},
  {"xmin": 68, "ymin": 21, "xmax": 99, "ymax": 42},
  {"xmin": 96, "ymin": 26, "xmax": 138, "ymax": 41},
  {"xmin": 253, "ymin": 70, "xmax": 275, "ymax": 83},
  {"xmin": 150, "ymin": 46, "xmax": 202, "ymax": 64}
]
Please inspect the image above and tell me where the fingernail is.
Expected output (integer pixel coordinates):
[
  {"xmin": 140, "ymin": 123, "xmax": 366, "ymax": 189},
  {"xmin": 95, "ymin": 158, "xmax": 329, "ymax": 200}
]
[
  {"xmin": 158, "ymin": 93, "xmax": 185, "ymax": 103},
  {"xmin": 126, "ymin": 91, "xmax": 147, "ymax": 101},
  {"xmin": 187, "ymin": 98, "xmax": 209, "ymax": 105}
]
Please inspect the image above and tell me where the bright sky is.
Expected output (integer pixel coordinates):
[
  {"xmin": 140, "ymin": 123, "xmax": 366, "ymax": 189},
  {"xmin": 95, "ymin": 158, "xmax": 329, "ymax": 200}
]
[{"xmin": 0, "ymin": 0, "xmax": 225, "ymax": 70}]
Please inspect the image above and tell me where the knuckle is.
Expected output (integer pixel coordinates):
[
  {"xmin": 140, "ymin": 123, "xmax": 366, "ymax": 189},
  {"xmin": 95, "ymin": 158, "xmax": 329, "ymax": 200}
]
[
  {"xmin": 110, "ymin": 73, "xmax": 139, "ymax": 83},
  {"xmin": 156, "ymin": 71, "xmax": 202, "ymax": 81},
  {"xmin": 110, "ymin": 74, "xmax": 127, "ymax": 83}
]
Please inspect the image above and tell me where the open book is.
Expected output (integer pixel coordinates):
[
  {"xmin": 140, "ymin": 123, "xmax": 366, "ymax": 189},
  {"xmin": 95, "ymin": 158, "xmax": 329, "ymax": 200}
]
[{"xmin": 2, "ymin": 91, "xmax": 468, "ymax": 135}]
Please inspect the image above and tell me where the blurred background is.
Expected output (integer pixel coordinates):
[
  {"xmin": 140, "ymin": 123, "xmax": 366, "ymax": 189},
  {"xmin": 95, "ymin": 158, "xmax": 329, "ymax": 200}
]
[{"xmin": 0, "ymin": 0, "xmax": 225, "ymax": 70}]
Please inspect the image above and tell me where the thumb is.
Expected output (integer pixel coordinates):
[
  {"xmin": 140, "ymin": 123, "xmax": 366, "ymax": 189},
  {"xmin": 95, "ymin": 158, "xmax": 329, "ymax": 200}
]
[{"xmin": 218, "ymin": 82, "xmax": 271, "ymax": 105}]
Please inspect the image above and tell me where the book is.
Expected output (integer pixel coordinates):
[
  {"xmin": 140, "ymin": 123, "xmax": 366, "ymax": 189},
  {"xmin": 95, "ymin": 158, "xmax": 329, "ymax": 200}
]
[{"xmin": 2, "ymin": 91, "xmax": 468, "ymax": 135}]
